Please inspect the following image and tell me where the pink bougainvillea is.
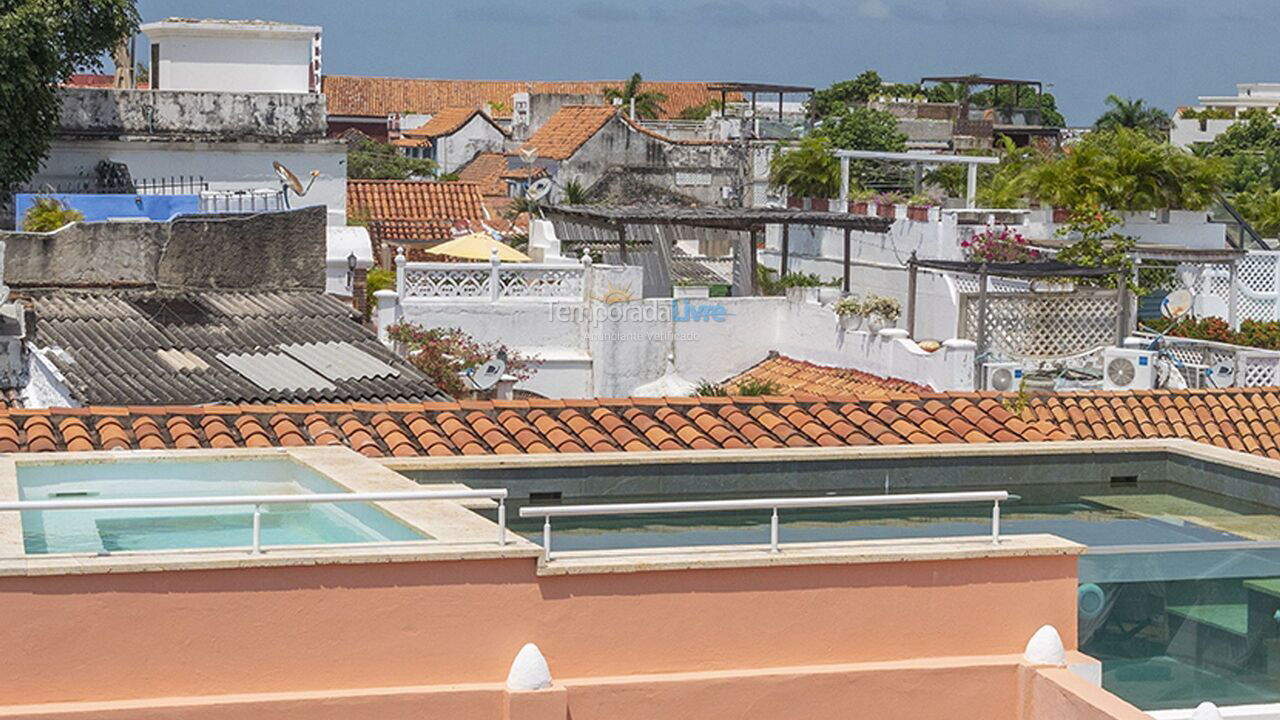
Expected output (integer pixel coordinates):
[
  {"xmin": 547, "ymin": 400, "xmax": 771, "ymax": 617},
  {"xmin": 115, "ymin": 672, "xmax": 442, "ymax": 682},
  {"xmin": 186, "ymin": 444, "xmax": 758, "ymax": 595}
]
[{"xmin": 961, "ymin": 226, "xmax": 1039, "ymax": 263}]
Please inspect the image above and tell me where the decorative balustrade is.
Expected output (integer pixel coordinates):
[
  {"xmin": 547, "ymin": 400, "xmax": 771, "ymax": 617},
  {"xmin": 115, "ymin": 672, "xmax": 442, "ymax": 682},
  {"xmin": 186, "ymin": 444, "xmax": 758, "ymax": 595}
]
[{"xmin": 396, "ymin": 249, "xmax": 590, "ymax": 301}]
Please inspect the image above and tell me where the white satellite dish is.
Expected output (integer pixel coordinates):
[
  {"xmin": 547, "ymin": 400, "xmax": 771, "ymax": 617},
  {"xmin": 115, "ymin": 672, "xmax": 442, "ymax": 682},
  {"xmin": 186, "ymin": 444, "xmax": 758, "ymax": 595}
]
[
  {"xmin": 1204, "ymin": 363, "xmax": 1237, "ymax": 389},
  {"xmin": 526, "ymin": 177, "xmax": 553, "ymax": 202},
  {"xmin": 1161, "ymin": 288, "xmax": 1193, "ymax": 320},
  {"xmin": 273, "ymin": 161, "xmax": 319, "ymax": 207},
  {"xmin": 467, "ymin": 353, "xmax": 508, "ymax": 391}
]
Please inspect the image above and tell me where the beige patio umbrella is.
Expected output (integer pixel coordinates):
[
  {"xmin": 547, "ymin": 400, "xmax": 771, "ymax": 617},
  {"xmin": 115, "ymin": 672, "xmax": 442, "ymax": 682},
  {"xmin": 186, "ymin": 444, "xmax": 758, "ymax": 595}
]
[{"xmin": 429, "ymin": 232, "xmax": 531, "ymax": 262}]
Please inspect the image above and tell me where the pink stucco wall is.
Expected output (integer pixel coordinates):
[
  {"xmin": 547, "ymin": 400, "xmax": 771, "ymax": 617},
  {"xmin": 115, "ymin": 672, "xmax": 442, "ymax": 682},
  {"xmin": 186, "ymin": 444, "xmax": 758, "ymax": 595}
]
[{"xmin": 0, "ymin": 553, "xmax": 1080, "ymax": 715}]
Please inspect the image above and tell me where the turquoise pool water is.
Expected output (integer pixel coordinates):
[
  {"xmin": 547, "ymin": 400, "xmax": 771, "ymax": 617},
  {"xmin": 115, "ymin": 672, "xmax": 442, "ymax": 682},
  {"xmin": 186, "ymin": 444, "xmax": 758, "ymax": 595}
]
[{"xmin": 19, "ymin": 459, "xmax": 425, "ymax": 554}]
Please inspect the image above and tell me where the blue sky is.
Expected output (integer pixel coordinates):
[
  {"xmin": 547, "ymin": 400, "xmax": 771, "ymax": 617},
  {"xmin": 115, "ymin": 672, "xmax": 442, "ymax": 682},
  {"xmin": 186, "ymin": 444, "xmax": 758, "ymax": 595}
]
[{"xmin": 135, "ymin": 0, "xmax": 1280, "ymax": 125}]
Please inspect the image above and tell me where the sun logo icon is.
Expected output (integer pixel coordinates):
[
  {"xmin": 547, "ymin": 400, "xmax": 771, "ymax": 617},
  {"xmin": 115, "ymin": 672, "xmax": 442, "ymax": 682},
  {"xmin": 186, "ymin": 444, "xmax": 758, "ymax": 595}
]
[{"xmin": 593, "ymin": 279, "xmax": 637, "ymax": 305}]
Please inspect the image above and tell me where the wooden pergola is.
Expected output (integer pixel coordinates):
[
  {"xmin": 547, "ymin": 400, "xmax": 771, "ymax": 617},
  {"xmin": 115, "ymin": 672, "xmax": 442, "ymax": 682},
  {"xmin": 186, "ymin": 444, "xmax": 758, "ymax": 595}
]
[{"xmin": 542, "ymin": 205, "xmax": 891, "ymax": 295}]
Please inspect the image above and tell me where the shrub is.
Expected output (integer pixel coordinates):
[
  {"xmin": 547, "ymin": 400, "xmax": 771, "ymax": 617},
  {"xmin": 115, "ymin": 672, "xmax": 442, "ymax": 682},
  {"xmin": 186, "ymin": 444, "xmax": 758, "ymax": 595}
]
[
  {"xmin": 365, "ymin": 267, "xmax": 395, "ymax": 319},
  {"xmin": 832, "ymin": 295, "xmax": 864, "ymax": 317},
  {"xmin": 22, "ymin": 196, "xmax": 83, "ymax": 232},
  {"xmin": 1148, "ymin": 316, "xmax": 1280, "ymax": 351},
  {"xmin": 731, "ymin": 377, "xmax": 782, "ymax": 396},
  {"xmin": 861, "ymin": 294, "xmax": 901, "ymax": 323},
  {"xmin": 962, "ymin": 226, "xmax": 1038, "ymax": 263},
  {"xmin": 385, "ymin": 323, "xmax": 539, "ymax": 397}
]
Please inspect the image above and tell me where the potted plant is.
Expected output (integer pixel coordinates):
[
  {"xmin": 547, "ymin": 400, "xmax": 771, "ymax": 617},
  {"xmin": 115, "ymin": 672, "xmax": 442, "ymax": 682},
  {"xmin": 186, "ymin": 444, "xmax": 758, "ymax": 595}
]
[
  {"xmin": 876, "ymin": 191, "xmax": 905, "ymax": 219},
  {"xmin": 832, "ymin": 295, "xmax": 864, "ymax": 331},
  {"xmin": 850, "ymin": 188, "xmax": 875, "ymax": 215},
  {"xmin": 862, "ymin": 294, "xmax": 902, "ymax": 333},
  {"xmin": 907, "ymin": 193, "xmax": 937, "ymax": 222}
]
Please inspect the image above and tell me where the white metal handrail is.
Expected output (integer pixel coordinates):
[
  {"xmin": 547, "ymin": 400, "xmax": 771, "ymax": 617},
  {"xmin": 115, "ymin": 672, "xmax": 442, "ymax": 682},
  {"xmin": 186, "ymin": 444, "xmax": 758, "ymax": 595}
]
[
  {"xmin": 520, "ymin": 490, "xmax": 1010, "ymax": 561},
  {"xmin": 1, "ymin": 489, "xmax": 509, "ymax": 555}
]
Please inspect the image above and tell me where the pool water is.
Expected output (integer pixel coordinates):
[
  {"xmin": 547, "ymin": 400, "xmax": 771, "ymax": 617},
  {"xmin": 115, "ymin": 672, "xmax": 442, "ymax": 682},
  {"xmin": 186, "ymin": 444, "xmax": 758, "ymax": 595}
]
[
  {"xmin": 496, "ymin": 482, "xmax": 1253, "ymax": 553},
  {"xmin": 19, "ymin": 459, "xmax": 426, "ymax": 554},
  {"xmin": 487, "ymin": 481, "xmax": 1280, "ymax": 712}
]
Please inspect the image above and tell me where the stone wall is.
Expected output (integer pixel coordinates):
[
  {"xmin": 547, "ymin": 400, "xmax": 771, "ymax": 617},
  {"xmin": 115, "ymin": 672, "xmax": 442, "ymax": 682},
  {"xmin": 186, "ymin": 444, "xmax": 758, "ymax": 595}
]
[
  {"xmin": 3, "ymin": 206, "xmax": 325, "ymax": 291},
  {"xmin": 57, "ymin": 88, "xmax": 328, "ymax": 141}
]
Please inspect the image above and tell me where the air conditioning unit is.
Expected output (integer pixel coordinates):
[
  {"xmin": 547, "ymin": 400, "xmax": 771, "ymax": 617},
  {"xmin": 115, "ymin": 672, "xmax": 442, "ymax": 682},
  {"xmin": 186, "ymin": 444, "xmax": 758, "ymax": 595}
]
[
  {"xmin": 1103, "ymin": 348, "xmax": 1156, "ymax": 391},
  {"xmin": 983, "ymin": 363, "xmax": 1023, "ymax": 392}
]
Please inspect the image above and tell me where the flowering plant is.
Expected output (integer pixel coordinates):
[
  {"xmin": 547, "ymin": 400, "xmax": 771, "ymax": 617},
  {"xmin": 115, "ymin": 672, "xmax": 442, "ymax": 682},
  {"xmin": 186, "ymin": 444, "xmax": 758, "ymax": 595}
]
[
  {"xmin": 386, "ymin": 323, "xmax": 539, "ymax": 397},
  {"xmin": 961, "ymin": 225, "xmax": 1038, "ymax": 263},
  {"xmin": 832, "ymin": 296, "xmax": 864, "ymax": 317},
  {"xmin": 862, "ymin": 294, "xmax": 901, "ymax": 323},
  {"xmin": 876, "ymin": 190, "xmax": 906, "ymax": 205}
]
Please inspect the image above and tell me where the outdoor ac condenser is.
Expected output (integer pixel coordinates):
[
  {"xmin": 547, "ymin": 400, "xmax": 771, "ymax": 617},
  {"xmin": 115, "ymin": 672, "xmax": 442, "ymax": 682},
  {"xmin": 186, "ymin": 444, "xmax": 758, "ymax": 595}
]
[
  {"xmin": 1102, "ymin": 348, "xmax": 1156, "ymax": 391},
  {"xmin": 983, "ymin": 363, "xmax": 1023, "ymax": 392}
]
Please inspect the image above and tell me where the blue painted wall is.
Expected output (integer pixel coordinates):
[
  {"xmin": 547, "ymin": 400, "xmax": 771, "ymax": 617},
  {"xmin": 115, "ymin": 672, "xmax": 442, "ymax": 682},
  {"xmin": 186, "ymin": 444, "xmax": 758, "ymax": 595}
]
[{"xmin": 14, "ymin": 193, "xmax": 200, "ymax": 226}]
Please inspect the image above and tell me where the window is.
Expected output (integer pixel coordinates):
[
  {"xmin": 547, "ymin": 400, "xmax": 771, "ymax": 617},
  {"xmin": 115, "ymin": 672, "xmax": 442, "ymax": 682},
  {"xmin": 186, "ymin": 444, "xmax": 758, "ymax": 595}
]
[{"xmin": 150, "ymin": 43, "xmax": 159, "ymax": 89}]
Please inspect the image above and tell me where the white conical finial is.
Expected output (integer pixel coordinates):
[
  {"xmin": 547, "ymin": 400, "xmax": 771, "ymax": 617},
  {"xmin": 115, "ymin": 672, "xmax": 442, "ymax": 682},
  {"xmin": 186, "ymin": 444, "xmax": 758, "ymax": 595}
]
[
  {"xmin": 506, "ymin": 643, "xmax": 552, "ymax": 691},
  {"xmin": 1190, "ymin": 702, "xmax": 1223, "ymax": 720},
  {"xmin": 1023, "ymin": 625, "xmax": 1065, "ymax": 666}
]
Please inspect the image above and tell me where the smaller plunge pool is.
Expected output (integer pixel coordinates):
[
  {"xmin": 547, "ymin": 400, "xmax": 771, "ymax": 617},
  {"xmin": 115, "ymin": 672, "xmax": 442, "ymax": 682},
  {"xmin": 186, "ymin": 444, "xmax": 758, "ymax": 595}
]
[{"xmin": 18, "ymin": 457, "xmax": 426, "ymax": 554}]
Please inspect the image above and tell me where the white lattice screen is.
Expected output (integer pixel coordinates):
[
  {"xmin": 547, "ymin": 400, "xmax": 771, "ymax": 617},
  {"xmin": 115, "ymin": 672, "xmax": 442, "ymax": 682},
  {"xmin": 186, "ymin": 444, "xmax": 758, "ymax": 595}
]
[
  {"xmin": 1183, "ymin": 252, "xmax": 1280, "ymax": 322},
  {"xmin": 959, "ymin": 290, "xmax": 1120, "ymax": 360}
]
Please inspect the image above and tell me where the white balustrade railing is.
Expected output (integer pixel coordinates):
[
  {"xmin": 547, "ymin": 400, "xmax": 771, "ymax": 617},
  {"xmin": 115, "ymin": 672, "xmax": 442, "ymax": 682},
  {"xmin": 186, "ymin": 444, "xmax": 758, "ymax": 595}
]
[
  {"xmin": 2, "ymin": 488, "xmax": 509, "ymax": 555},
  {"xmin": 396, "ymin": 248, "xmax": 590, "ymax": 301},
  {"xmin": 520, "ymin": 490, "xmax": 1010, "ymax": 561}
]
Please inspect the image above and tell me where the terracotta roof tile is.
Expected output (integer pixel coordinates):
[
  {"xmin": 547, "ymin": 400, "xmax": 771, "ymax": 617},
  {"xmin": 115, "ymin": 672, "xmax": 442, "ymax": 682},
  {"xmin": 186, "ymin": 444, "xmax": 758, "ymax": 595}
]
[
  {"xmin": 520, "ymin": 105, "xmax": 617, "ymax": 161},
  {"xmin": 323, "ymin": 75, "xmax": 734, "ymax": 121},
  {"xmin": 404, "ymin": 107, "xmax": 504, "ymax": 139},
  {"xmin": 726, "ymin": 354, "xmax": 928, "ymax": 398}
]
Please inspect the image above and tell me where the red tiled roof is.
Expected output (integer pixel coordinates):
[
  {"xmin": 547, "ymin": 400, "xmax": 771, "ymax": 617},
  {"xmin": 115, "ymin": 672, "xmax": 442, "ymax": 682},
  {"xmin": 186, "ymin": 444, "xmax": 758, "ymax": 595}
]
[
  {"xmin": 521, "ymin": 105, "xmax": 617, "ymax": 161},
  {"xmin": 389, "ymin": 137, "xmax": 432, "ymax": 149},
  {"xmin": 347, "ymin": 180, "xmax": 489, "ymax": 223},
  {"xmin": 456, "ymin": 152, "xmax": 512, "ymax": 198},
  {"xmin": 9, "ymin": 387, "xmax": 1280, "ymax": 458},
  {"xmin": 404, "ymin": 107, "xmax": 503, "ymax": 139},
  {"xmin": 322, "ymin": 75, "xmax": 735, "ymax": 121},
  {"xmin": 728, "ymin": 355, "xmax": 929, "ymax": 398}
]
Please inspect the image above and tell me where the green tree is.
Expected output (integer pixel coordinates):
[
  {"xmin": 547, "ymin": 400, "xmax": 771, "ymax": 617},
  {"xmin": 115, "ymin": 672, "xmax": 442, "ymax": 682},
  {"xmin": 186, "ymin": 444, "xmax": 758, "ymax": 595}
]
[
  {"xmin": 769, "ymin": 135, "xmax": 841, "ymax": 199},
  {"xmin": 1232, "ymin": 188, "xmax": 1280, "ymax": 238},
  {"xmin": 1093, "ymin": 94, "xmax": 1171, "ymax": 139},
  {"xmin": 346, "ymin": 136, "xmax": 438, "ymax": 180},
  {"xmin": 677, "ymin": 98, "xmax": 723, "ymax": 121},
  {"xmin": 814, "ymin": 107, "xmax": 906, "ymax": 152},
  {"xmin": 1030, "ymin": 128, "xmax": 1223, "ymax": 211},
  {"xmin": 604, "ymin": 73, "xmax": 668, "ymax": 120},
  {"xmin": 809, "ymin": 71, "xmax": 883, "ymax": 120},
  {"xmin": 0, "ymin": 0, "xmax": 139, "ymax": 189}
]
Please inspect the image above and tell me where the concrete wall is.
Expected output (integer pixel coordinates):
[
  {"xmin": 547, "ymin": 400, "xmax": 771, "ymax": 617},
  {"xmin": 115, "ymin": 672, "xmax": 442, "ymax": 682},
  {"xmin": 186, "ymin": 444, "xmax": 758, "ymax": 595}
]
[
  {"xmin": 1170, "ymin": 117, "xmax": 1236, "ymax": 148},
  {"xmin": 0, "ymin": 551, "xmax": 1080, "ymax": 711},
  {"xmin": 57, "ymin": 89, "xmax": 327, "ymax": 140},
  {"xmin": 2, "ymin": 206, "xmax": 326, "ymax": 291},
  {"xmin": 396, "ymin": 281, "xmax": 974, "ymax": 397},
  {"xmin": 436, "ymin": 115, "xmax": 507, "ymax": 174},
  {"xmin": 554, "ymin": 116, "xmax": 744, "ymax": 206},
  {"xmin": 34, "ymin": 138, "xmax": 347, "ymax": 225},
  {"xmin": 147, "ymin": 31, "xmax": 316, "ymax": 93}
]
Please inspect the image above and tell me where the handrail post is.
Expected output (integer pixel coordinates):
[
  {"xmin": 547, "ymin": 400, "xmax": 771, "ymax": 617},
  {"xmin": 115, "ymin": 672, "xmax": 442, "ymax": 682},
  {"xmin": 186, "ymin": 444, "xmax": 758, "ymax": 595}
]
[
  {"xmin": 543, "ymin": 516, "xmax": 552, "ymax": 562},
  {"xmin": 770, "ymin": 507, "xmax": 779, "ymax": 553},
  {"xmin": 498, "ymin": 499, "xmax": 507, "ymax": 546},
  {"xmin": 252, "ymin": 504, "xmax": 263, "ymax": 554},
  {"xmin": 991, "ymin": 500, "xmax": 1000, "ymax": 545}
]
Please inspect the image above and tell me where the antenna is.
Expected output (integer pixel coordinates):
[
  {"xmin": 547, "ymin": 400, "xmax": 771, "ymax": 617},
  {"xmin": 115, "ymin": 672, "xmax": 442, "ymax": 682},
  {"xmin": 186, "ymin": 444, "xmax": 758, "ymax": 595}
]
[
  {"xmin": 273, "ymin": 161, "xmax": 320, "ymax": 208},
  {"xmin": 1161, "ymin": 288, "xmax": 1193, "ymax": 320}
]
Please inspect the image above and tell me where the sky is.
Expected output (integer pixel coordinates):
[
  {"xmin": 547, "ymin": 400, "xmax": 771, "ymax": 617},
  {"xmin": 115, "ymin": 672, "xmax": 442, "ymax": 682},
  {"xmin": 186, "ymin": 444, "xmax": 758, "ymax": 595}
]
[{"xmin": 135, "ymin": 0, "xmax": 1280, "ymax": 125}]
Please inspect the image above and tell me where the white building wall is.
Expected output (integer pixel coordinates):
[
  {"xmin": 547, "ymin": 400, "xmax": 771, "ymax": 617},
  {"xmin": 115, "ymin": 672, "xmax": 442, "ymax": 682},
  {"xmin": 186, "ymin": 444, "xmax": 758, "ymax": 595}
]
[
  {"xmin": 437, "ymin": 116, "xmax": 507, "ymax": 174},
  {"xmin": 1170, "ymin": 118, "xmax": 1238, "ymax": 149},
  {"xmin": 144, "ymin": 23, "xmax": 319, "ymax": 93},
  {"xmin": 37, "ymin": 139, "xmax": 348, "ymax": 225},
  {"xmin": 394, "ymin": 273, "xmax": 975, "ymax": 397}
]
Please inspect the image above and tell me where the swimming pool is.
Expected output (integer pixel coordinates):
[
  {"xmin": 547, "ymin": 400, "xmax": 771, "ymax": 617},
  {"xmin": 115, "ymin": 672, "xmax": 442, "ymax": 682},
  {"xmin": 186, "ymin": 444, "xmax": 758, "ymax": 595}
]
[
  {"xmin": 18, "ymin": 458, "xmax": 426, "ymax": 554},
  {"xmin": 483, "ymin": 479, "xmax": 1280, "ymax": 711}
]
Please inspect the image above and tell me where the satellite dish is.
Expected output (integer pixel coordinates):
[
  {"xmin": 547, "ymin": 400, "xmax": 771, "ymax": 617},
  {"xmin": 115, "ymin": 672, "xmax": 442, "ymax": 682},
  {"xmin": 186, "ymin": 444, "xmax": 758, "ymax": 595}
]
[
  {"xmin": 273, "ymin": 161, "xmax": 320, "ymax": 207},
  {"xmin": 1161, "ymin": 288, "xmax": 1193, "ymax": 319},
  {"xmin": 467, "ymin": 354, "xmax": 508, "ymax": 391},
  {"xmin": 1204, "ymin": 363, "xmax": 1237, "ymax": 389},
  {"xmin": 526, "ymin": 178, "xmax": 553, "ymax": 202}
]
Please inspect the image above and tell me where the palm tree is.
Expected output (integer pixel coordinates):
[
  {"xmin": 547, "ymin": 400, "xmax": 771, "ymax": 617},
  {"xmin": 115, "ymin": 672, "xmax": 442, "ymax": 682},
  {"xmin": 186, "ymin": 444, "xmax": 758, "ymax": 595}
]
[
  {"xmin": 1094, "ymin": 94, "xmax": 1171, "ymax": 139},
  {"xmin": 769, "ymin": 135, "xmax": 841, "ymax": 200},
  {"xmin": 604, "ymin": 73, "xmax": 668, "ymax": 120},
  {"xmin": 561, "ymin": 179, "xmax": 589, "ymax": 205}
]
